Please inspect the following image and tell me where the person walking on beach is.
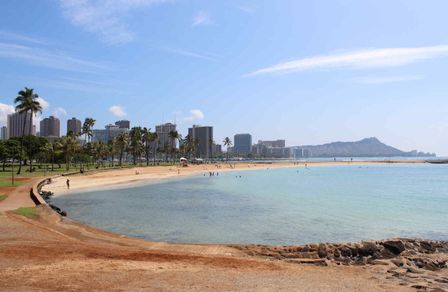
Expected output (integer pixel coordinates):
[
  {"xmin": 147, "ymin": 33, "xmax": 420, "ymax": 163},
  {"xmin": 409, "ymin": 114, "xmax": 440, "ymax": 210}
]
[{"xmin": 66, "ymin": 179, "xmax": 70, "ymax": 190}]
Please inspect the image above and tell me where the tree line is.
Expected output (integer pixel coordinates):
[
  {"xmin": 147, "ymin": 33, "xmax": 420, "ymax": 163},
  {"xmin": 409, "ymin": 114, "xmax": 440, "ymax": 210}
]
[{"xmin": 2, "ymin": 87, "xmax": 230, "ymax": 175}]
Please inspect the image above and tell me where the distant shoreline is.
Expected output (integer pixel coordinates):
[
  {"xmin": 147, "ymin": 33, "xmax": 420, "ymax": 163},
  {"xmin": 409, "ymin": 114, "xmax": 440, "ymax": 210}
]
[{"xmin": 43, "ymin": 159, "xmax": 436, "ymax": 197}]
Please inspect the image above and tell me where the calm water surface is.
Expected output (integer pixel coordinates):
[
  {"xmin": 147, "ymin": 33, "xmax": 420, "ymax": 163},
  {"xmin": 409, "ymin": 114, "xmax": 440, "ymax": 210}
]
[{"xmin": 53, "ymin": 164, "xmax": 448, "ymax": 245}]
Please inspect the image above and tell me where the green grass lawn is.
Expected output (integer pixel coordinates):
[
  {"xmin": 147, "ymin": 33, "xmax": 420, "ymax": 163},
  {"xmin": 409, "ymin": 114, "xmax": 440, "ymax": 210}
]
[
  {"xmin": 15, "ymin": 207, "xmax": 38, "ymax": 219},
  {"xmin": 0, "ymin": 194, "xmax": 6, "ymax": 201},
  {"xmin": 0, "ymin": 163, "xmax": 180, "ymax": 187},
  {"xmin": 0, "ymin": 179, "xmax": 28, "ymax": 187}
]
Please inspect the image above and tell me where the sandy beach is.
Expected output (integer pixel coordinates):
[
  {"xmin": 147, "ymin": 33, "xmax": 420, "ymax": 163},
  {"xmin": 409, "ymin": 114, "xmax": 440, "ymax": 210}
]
[
  {"xmin": 1, "ymin": 160, "xmax": 447, "ymax": 291},
  {"xmin": 43, "ymin": 160, "xmax": 427, "ymax": 196}
]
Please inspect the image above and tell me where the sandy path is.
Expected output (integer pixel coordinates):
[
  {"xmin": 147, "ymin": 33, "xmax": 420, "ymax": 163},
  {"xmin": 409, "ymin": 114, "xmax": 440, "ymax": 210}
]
[{"xmin": 0, "ymin": 178, "xmax": 39, "ymax": 212}]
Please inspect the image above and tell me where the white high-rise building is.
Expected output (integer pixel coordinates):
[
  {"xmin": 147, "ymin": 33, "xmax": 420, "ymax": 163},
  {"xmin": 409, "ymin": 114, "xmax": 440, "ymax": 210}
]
[
  {"xmin": 155, "ymin": 123, "xmax": 177, "ymax": 150},
  {"xmin": 0, "ymin": 126, "xmax": 7, "ymax": 140},
  {"xmin": 7, "ymin": 111, "xmax": 36, "ymax": 138}
]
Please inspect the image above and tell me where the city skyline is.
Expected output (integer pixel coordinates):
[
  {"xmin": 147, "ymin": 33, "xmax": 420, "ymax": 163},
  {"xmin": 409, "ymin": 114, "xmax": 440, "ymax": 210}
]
[{"xmin": 1, "ymin": 1, "xmax": 448, "ymax": 155}]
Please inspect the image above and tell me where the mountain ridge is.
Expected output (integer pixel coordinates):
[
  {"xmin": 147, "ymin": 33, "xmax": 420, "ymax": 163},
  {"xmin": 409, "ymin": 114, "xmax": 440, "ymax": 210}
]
[{"xmin": 296, "ymin": 137, "xmax": 435, "ymax": 157}]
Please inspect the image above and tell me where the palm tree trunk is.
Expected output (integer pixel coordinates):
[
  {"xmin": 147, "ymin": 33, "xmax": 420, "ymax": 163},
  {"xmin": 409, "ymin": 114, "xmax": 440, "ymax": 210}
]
[
  {"xmin": 17, "ymin": 112, "xmax": 28, "ymax": 174},
  {"xmin": 119, "ymin": 148, "xmax": 123, "ymax": 166},
  {"xmin": 146, "ymin": 146, "xmax": 149, "ymax": 166},
  {"xmin": 153, "ymin": 145, "xmax": 156, "ymax": 165}
]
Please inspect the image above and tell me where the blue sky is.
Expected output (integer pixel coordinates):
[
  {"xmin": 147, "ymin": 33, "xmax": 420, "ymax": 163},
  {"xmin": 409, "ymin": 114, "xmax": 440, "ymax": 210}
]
[{"xmin": 1, "ymin": 0, "xmax": 448, "ymax": 155}]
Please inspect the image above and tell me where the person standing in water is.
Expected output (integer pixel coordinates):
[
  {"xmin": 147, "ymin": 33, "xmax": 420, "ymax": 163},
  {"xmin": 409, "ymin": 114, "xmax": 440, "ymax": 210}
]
[{"xmin": 66, "ymin": 179, "xmax": 70, "ymax": 190}]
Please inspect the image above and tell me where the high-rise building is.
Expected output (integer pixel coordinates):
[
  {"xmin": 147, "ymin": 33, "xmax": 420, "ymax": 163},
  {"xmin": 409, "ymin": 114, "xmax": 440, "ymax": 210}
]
[
  {"xmin": 40, "ymin": 116, "xmax": 60, "ymax": 140},
  {"xmin": 115, "ymin": 120, "xmax": 130, "ymax": 129},
  {"xmin": 252, "ymin": 139, "xmax": 290, "ymax": 158},
  {"xmin": 0, "ymin": 126, "xmax": 7, "ymax": 140},
  {"xmin": 92, "ymin": 124, "xmax": 128, "ymax": 143},
  {"xmin": 188, "ymin": 125, "xmax": 213, "ymax": 158},
  {"xmin": 7, "ymin": 111, "xmax": 36, "ymax": 138},
  {"xmin": 234, "ymin": 134, "xmax": 252, "ymax": 155},
  {"xmin": 67, "ymin": 117, "xmax": 82, "ymax": 136},
  {"xmin": 213, "ymin": 143, "xmax": 222, "ymax": 156},
  {"xmin": 155, "ymin": 123, "xmax": 177, "ymax": 150},
  {"xmin": 257, "ymin": 140, "xmax": 286, "ymax": 148}
]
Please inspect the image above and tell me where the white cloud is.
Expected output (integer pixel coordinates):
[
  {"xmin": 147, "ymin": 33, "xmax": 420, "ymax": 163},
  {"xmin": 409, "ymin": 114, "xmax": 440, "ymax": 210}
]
[
  {"xmin": 36, "ymin": 97, "xmax": 49, "ymax": 110},
  {"xmin": 0, "ymin": 31, "xmax": 46, "ymax": 45},
  {"xmin": 190, "ymin": 109, "xmax": 204, "ymax": 120},
  {"xmin": 192, "ymin": 11, "xmax": 212, "ymax": 26},
  {"xmin": 60, "ymin": 0, "xmax": 167, "ymax": 44},
  {"xmin": 156, "ymin": 46, "xmax": 218, "ymax": 61},
  {"xmin": 52, "ymin": 107, "xmax": 67, "ymax": 117},
  {"xmin": 0, "ymin": 42, "xmax": 107, "ymax": 73},
  {"xmin": 354, "ymin": 75, "xmax": 424, "ymax": 85},
  {"xmin": 184, "ymin": 109, "xmax": 204, "ymax": 122},
  {"xmin": 109, "ymin": 105, "xmax": 127, "ymax": 117},
  {"xmin": 247, "ymin": 45, "xmax": 448, "ymax": 76},
  {"xmin": 0, "ymin": 102, "xmax": 14, "ymax": 126}
]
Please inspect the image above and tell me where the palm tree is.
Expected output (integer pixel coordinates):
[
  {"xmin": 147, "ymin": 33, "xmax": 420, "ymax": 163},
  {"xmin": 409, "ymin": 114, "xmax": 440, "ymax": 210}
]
[
  {"xmin": 182, "ymin": 135, "xmax": 196, "ymax": 158},
  {"xmin": 169, "ymin": 130, "xmax": 181, "ymax": 163},
  {"xmin": 95, "ymin": 141, "xmax": 108, "ymax": 167},
  {"xmin": 107, "ymin": 138, "xmax": 117, "ymax": 167},
  {"xmin": 141, "ymin": 128, "xmax": 152, "ymax": 166},
  {"xmin": 116, "ymin": 132, "xmax": 129, "ymax": 166},
  {"xmin": 14, "ymin": 87, "xmax": 42, "ymax": 174},
  {"xmin": 150, "ymin": 132, "xmax": 159, "ymax": 165},
  {"xmin": 82, "ymin": 118, "xmax": 96, "ymax": 144},
  {"xmin": 129, "ymin": 127, "xmax": 143, "ymax": 165},
  {"xmin": 41, "ymin": 141, "xmax": 57, "ymax": 171},
  {"xmin": 193, "ymin": 138, "xmax": 200, "ymax": 158},
  {"xmin": 223, "ymin": 137, "xmax": 232, "ymax": 161},
  {"xmin": 58, "ymin": 136, "xmax": 79, "ymax": 171}
]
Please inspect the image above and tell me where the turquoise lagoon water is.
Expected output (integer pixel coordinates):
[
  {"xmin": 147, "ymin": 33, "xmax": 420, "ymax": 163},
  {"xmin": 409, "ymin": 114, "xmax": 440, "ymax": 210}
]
[{"xmin": 53, "ymin": 164, "xmax": 448, "ymax": 245}]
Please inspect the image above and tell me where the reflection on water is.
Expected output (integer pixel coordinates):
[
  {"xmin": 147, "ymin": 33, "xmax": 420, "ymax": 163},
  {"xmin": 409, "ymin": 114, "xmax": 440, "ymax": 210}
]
[{"xmin": 53, "ymin": 164, "xmax": 448, "ymax": 245}]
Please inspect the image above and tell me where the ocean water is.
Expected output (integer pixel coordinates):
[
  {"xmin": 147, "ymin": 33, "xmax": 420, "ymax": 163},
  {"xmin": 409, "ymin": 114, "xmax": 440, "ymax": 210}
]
[{"xmin": 53, "ymin": 164, "xmax": 448, "ymax": 245}]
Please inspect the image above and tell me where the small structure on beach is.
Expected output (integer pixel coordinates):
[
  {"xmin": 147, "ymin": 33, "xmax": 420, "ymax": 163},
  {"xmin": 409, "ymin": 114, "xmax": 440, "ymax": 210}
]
[{"xmin": 180, "ymin": 157, "xmax": 188, "ymax": 167}]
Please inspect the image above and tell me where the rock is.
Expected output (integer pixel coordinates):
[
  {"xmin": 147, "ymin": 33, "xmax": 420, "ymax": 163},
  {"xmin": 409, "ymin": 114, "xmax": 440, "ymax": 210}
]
[
  {"xmin": 391, "ymin": 258, "xmax": 404, "ymax": 267},
  {"xmin": 358, "ymin": 242, "xmax": 379, "ymax": 257},
  {"xmin": 406, "ymin": 267, "xmax": 423, "ymax": 274},
  {"xmin": 383, "ymin": 240, "xmax": 406, "ymax": 255},
  {"xmin": 333, "ymin": 249, "xmax": 341, "ymax": 258},
  {"xmin": 340, "ymin": 246, "xmax": 352, "ymax": 257},
  {"xmin": 419, "ymin": 241, "xmax": 436, "ymax": 253},
  {"xmin": 286, "ymin": 258, "xmax": 327, "ymax": 266},
  {"xmin": 317, "ymin": 244, "xmax": 327, "ymax": 258}
]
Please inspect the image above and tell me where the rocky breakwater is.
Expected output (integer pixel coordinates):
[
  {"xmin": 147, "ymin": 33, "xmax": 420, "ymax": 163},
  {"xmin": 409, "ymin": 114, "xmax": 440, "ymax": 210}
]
[{"xmin": 232, "ymin": 239, "xmax": 448, "ymax": 290}]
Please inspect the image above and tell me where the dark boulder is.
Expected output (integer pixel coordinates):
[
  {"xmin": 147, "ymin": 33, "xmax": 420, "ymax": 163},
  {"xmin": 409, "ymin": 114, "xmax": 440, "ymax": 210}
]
[
  {"xmin": 317, "ymin": 244, "xmax": 328, "ymax": 258},
  {"xmin": 358, "ymin": 241, "xmax": 379, "ymax": 257},
  {"xmin": 383, "ymin": 240, "xmax": 405, "ymax": 255}
]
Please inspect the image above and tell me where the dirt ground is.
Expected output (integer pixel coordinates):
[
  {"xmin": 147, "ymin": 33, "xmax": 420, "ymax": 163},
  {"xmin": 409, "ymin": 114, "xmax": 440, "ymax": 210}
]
[{"xmin": 0, "ymin": 207, "xmax": 408, "ymax": 291}]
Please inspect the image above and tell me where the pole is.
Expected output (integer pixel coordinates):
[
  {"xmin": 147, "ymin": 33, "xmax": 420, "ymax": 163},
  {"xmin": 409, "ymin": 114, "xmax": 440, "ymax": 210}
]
[{"xmin": 11, "ymin": 160, "xmax": 14, "ymax": 186}]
